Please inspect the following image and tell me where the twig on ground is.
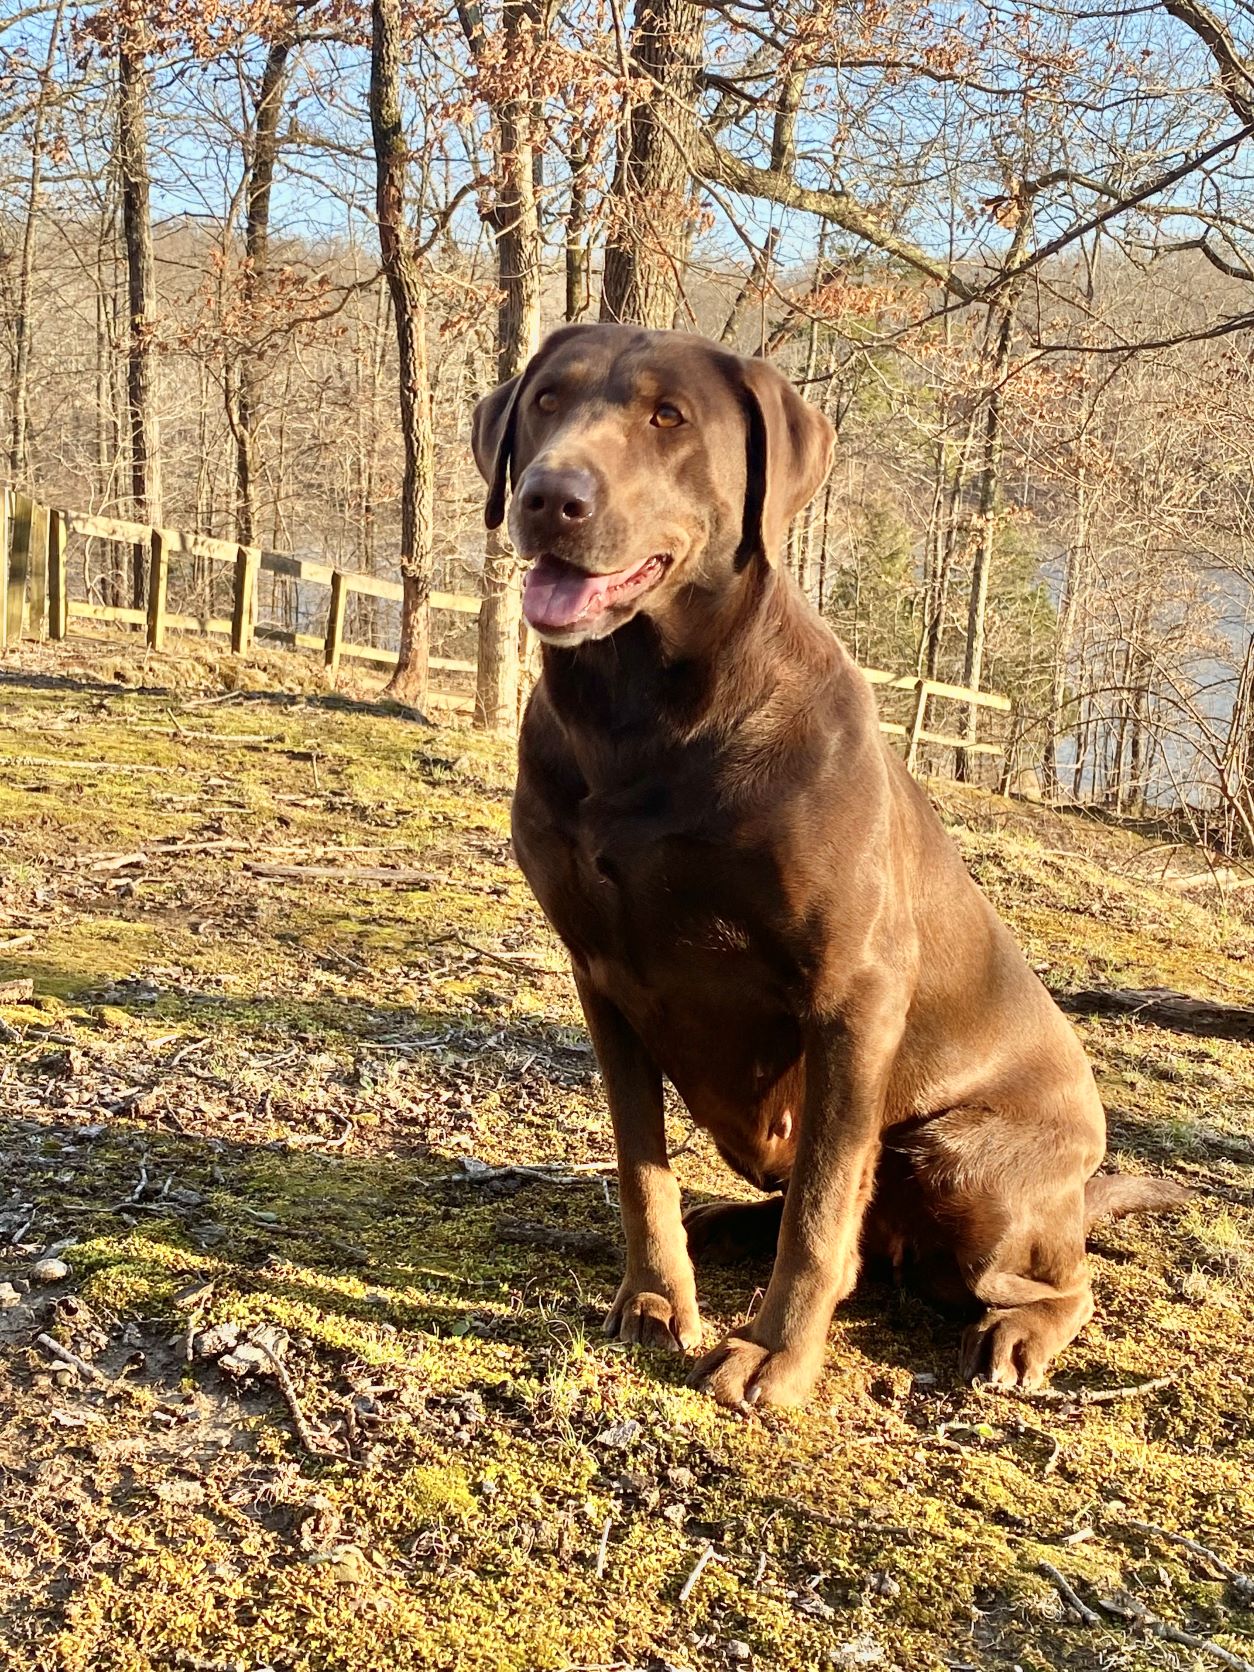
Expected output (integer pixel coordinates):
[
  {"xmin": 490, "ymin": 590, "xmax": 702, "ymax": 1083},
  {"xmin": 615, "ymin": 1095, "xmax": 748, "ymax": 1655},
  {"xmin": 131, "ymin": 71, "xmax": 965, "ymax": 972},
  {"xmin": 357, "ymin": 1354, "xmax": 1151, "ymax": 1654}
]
[
  {"xmin": 36, "ymin": 1333, "xmax": 108, "ymax": 1385},
  {"xmin": 595, "ymin": 1516, "xmax": 612, "ymax": 1579},
  {"xmin": 1096, "ymin": 1590, "xmax": 1254, "ymax": 1672},
  {"xmin": 248, "ymin": 1327, "xmax": 335, "ymax": 1458},
  {"xmin": 1038, "ymin": 1561, "xmax": 1101, "ymax": 1626},
  {"xmin": 430, "ymin": 931, "xmax": 547, "ymax": 977},
  {"xmin": 678, "ymin": 1541, "xmax": 717, "ymax": 1604},
  {"xmin": 1119, "ymin": 1519, "xmax": 1254, "ymax": 1598},
  {"xmin": 498, "ymin": 1219, "xmax": 617, "ymax": 1258},
  {"xmin": 167, "ymin": 1037, "xmax": 210, "ymax": 1069},
  {"xmin": 978, "ymin": 1375, "xmax": 1172, "ymax": 1407},
  {"xmin": 5, "ymin": 755, "xmax": 176, "ymax": 775},
  {"xmin": 244, "ymin": 861, "xmax": 495, "ymax": 893}
]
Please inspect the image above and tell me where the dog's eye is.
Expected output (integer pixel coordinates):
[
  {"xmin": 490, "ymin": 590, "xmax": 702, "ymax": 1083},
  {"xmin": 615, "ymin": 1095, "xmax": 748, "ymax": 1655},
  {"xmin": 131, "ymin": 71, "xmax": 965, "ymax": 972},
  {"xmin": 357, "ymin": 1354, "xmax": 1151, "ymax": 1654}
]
[
  {"xmin": 652, "ymin": 403, "xmax": 684, "ymax": 429},
  {"xmin": 536, "ymin": 390, "xmax": 559, "ymax": 415}
]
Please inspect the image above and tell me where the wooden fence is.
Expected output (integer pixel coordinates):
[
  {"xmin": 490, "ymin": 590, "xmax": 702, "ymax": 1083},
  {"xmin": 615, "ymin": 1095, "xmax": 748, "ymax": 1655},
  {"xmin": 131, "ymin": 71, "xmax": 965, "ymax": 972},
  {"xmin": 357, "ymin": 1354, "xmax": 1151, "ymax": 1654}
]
[
  {"xmin": 0, "ymin": 488, "xmax": 480, "ymax": 713},
  {"xmin": 0, "ymin": 487, "xmax": 1011, "ymax": 763}
]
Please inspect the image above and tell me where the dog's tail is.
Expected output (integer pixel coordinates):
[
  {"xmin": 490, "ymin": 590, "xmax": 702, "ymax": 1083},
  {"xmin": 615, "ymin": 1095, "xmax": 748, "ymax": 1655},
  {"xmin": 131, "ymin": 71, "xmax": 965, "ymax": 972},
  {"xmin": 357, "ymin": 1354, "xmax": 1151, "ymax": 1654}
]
[{"xmin": 1085, "ymin": 1171, "xmax": 1194, "ymax": 1229}]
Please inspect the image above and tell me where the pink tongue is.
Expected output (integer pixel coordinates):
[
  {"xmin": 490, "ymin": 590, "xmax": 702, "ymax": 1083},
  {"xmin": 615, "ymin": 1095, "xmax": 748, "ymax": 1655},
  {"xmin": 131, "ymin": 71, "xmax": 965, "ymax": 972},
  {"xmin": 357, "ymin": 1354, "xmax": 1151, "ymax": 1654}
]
[{"xmin": 523, "ymin": 557, "xmax": 633, "ymax": 630}]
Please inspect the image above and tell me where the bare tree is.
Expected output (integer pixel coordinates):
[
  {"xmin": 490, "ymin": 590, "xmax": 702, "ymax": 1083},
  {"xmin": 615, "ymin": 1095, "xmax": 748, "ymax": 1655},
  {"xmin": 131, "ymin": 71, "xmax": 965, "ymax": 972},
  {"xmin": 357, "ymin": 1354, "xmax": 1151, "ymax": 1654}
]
[{"xmin": 370, "ymin": 0, "xmax": 435, "ymax": 704}]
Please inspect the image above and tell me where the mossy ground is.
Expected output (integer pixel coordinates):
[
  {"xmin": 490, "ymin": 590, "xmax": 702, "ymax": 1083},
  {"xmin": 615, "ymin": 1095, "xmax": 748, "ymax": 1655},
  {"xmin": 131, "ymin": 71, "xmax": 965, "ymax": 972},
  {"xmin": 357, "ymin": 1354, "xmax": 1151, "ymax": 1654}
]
[{"xmin": 1, "ymin": 632, "xmax": 1251, "ymax": 1672}]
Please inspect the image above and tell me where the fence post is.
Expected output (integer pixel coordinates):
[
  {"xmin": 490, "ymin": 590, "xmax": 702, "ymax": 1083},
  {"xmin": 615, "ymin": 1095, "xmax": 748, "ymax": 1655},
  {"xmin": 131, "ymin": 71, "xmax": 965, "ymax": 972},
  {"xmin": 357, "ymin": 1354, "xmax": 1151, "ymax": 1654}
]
[
  {"xmin": 47, "ymin": 510, "xmax": 68, "ymax": 640},
  {"xmin": 231, "ymin": 545, "xmax": 258, "ymax": 653},
  {"xmin": 905, "ymin": 678, "xmax": 929, "ymax": 774},
  {"xmin": 6, "ymin": 493, "xmax": 32, "ymax": 643},
  {"xmin": 0, "ymin": 489, "xmax": 9, "ymax": 650},
  {"xmin": 325, "ymin": 570, "xmax": 348, "ymax": 684},
  {"xmin": 146, "ymin": 527, "xmax": 169, "ymax": 649},
  {"xmin": 27, "ymin": 502, "xmax": 49, "ymax": 640}
]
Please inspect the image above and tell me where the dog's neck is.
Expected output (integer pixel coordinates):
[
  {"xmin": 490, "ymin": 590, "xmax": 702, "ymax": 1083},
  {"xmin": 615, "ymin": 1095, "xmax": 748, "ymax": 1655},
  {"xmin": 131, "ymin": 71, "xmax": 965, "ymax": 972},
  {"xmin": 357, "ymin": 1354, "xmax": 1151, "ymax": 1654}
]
[{"xmin": 539, "ymin": 558, "xmax": 845, "ymax": 784}]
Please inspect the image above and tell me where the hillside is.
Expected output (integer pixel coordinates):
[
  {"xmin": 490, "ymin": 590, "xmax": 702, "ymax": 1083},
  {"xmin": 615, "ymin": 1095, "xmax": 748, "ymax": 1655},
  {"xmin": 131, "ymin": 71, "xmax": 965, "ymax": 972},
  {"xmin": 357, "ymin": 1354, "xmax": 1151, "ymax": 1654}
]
[{"xmin": 1, "ymin": 635, "xmax": 1251, "ymax": 1672}]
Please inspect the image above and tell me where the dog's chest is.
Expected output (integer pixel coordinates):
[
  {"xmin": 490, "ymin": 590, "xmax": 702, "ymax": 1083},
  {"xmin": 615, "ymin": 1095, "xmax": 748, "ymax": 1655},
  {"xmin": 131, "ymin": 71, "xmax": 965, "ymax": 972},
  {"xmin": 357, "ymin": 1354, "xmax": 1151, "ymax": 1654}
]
[{"xmin": 522, "ymin": 779, "xmax": 804, "ymax": 1007}]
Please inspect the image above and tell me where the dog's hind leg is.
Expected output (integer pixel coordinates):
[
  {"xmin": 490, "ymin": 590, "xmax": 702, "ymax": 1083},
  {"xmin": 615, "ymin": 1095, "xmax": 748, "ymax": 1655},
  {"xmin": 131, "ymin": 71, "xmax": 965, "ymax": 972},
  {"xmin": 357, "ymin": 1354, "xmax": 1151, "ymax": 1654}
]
[{"xmin": 911, "ymin": 1101, "xmax": 1101, "ymax": 1388}]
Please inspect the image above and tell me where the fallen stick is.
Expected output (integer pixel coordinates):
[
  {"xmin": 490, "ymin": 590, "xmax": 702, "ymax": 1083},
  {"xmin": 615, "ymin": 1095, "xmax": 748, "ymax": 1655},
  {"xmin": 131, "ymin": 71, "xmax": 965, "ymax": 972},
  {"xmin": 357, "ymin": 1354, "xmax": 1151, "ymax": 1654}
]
[
  {"xmin": 3, "ymin": 754, "xmax": 176, "ymax": 775},
  {"xmin": 36, "ymin": 1333, "xmax": 108, "ymax": 1385},
  {"xmin": 595, "ymin": 1517, "xmax": 612, "ymax": 1579},
  {"xmin": 677, "ymin": 1541, "xmax": 717, "ymax": 1605},
  {"xmin": 498, "ymin": 1219, "xmax": 617, "ymax": 1259},
  {"xmin": 1096, "ymin": 1591, "xmax": 1254, "ymax": 1672},
  {"xmin": 980, "ymin": 1375, "xmax": 1172, "ymax": 1408},
  {"xmin": 1038, "ymin": 1561, "xmax": 1101, "ymax": 1627},
  {"xmin": 248, "ymin": 1327, "xmax": 335, "ymax": 1458},
  {"xmin": 1119, "ymin": 1519, "xmax": 1254, "ymax": 1598},
  {"xmin": 244, "ymin": 861, "xmax": 496, "ymax": 893},
  {"xmin": 88, "ymin": 852, "xmax": 147, "ymax": 873},
  {"xmin": 431, "ymin": 932, "xmax": 548, "ymax": 977}
]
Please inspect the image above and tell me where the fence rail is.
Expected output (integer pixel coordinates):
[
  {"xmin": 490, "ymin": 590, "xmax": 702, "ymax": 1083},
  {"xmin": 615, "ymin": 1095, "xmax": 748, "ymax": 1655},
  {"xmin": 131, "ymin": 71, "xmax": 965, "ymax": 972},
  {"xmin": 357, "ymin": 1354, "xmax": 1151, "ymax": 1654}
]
[
  {"xmin": 1, "ymin": 489, "xmax": 479, "ymax": 713},
  {"xmin": 1, "ymin": 487, "xmax": 1010, "ymax": 761}
]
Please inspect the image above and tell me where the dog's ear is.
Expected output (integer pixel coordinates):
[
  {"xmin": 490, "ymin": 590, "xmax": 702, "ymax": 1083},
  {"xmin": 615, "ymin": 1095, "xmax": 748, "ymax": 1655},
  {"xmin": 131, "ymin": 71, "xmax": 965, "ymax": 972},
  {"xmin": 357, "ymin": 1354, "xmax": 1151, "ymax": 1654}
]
[
  {"xmin": 471, "ymin": 374, "xmax": 524, "ymax": 530},
  {"xmin": 738, "ymin": 358, "xmax": 835, "ymax": 565}
]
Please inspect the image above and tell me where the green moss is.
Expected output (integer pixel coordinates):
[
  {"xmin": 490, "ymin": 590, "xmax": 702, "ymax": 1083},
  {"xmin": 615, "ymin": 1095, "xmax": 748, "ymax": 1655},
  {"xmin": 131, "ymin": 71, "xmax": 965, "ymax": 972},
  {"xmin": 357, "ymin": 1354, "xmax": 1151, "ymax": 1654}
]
[{"xmin": 1, "ymin": 649, "xmax": 1251, "ymax": 1672}]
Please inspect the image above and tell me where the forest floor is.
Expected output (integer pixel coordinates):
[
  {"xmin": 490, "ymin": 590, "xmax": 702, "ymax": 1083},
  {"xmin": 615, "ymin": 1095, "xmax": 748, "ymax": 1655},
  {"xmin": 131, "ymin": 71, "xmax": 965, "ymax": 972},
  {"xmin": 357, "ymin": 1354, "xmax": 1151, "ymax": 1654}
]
[{"xmin": 1, "ymin": 631, "xmax": 1252, "ymax": 1672}]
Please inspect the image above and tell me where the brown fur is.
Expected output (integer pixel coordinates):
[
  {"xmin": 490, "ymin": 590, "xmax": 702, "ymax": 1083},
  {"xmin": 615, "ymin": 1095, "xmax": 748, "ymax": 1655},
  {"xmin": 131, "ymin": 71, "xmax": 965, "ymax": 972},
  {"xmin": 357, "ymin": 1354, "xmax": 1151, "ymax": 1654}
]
[{"xmin": 471, "ymin": 322, "xmax": 1192, "ymax": 1408}]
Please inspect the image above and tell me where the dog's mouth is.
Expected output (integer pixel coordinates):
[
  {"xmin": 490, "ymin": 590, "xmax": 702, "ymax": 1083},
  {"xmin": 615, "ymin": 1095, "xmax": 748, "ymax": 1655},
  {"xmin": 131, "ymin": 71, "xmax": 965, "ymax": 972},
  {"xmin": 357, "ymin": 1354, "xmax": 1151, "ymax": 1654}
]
[{"xmin": 521, "ymin": 552, "xmax": 672, "ymax": 634}]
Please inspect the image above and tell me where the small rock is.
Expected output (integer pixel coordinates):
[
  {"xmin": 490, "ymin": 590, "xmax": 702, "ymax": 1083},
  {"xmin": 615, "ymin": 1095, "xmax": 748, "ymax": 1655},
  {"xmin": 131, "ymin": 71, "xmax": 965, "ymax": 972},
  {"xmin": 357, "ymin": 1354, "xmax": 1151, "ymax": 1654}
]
[
  {"xmin": 665, "ymin": 1465, "xmax": 695, "ymax": 1490},
  {"xmin": 194, "ymin": 1322, "xmax": 242, "ymax": 1360},
  {"xmin": 306, "ymin": 1543, "xmax": 370, "ymax": 1584},
  {"xmin": 594, "ymin": 1418, "xmax": 641, "ymax": 1450},
  {"xmin": 831, "ymin": 1636, "xmax": 884, "ymax": 1668},
  {"xmin": 796, "ymin": 1595, "xmax": 836, "ymax": 1622},
  {"xmin": 727, "ymin": 1642, "xmax": 751, "ymax": 1664},
  {"xmin": 662, "ymin": 1503, "xmax": 687, "ymax": 1526},
  {"xmin": 30, "ymin": 1258, "xmax": 70, "ymax": 1284},
  {"xmin": 0, "ymin": 1283, "xmax": 22, "ymax": 1309},
  {"xmin": 867, "ymin": 1571, "xmax": 900, "ymax": 1600}
]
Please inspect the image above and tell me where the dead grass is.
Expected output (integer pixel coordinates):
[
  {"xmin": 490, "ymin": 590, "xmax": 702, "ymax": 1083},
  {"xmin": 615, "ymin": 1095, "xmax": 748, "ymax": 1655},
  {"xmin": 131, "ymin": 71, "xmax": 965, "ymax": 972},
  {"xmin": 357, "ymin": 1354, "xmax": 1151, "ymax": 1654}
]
[{"xmin": 0, "ymin": 632, "xmax": 1251, "ymax": 1672}]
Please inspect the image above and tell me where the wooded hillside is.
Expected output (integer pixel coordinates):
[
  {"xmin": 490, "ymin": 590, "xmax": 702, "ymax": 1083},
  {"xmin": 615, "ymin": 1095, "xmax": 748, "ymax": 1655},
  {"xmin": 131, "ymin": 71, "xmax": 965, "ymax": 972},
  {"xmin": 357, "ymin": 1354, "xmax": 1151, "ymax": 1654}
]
[{"xmin": 2, "ymin": 0, "xmax": 1254, "ymax": 839}]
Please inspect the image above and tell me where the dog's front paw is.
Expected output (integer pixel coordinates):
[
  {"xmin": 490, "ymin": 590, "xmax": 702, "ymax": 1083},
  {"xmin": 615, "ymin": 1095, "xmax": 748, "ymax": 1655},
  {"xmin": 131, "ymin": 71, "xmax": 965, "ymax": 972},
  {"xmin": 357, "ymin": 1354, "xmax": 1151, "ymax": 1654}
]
[
  {"xmin": 689, "ymin": 1331, "xmax": 821, "ymax": 1410},
  {"xmin": 605, "ymin": 1275, "xmax": 701, "ymax": 1353}
]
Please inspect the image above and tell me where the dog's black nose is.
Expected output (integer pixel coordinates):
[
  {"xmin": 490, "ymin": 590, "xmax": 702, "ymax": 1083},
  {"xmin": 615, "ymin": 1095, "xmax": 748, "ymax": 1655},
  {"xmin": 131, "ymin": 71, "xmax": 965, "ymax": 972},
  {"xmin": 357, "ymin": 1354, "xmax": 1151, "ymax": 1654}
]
[{"xmin": 516, "ymin": 466, "xmax": 597, "ymax": 541}]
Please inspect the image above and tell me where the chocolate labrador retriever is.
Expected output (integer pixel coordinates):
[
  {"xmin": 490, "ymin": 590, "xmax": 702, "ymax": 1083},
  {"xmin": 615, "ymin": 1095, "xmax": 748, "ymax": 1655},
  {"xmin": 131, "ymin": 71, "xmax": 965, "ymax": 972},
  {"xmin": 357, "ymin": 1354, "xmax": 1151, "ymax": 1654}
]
[{"xmin": 472, "ymin": 322, "xmax": 1189, "ymax": 1410}]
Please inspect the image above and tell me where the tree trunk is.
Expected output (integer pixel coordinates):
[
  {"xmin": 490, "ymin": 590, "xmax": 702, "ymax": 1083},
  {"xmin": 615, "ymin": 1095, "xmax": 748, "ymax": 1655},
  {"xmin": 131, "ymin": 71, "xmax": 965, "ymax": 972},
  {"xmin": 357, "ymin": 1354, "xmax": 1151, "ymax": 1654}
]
[
  {"xmin": 8, "ymin": 0, "xmax": 64, "ymax": 482},
  {"xmin": 565, "ymin": 133, "xmax": 591, "ymax": 322},
  {"xmin": 473, "ymin": 0, "xmax": 542, "ymax": 733},
  {"xmin": 118, "ymin": 22, "xmax": 162, "ymax": 608},
  {"xmin": 600, "ymin": 0, "xmax": 703, "ymax": 329},
  {"xmin": 370, "ymin": 0, "xmax": 435, "ymax": 705},
  {"xmin": 1043, "ymin": 486, "xmax": 1088, "ymax": 800},
  {"xmin": 234, "ymin": 29, "xmax": 292, "ymax": 547},
  {"xmin": 956, "ymin": 294, "xmax": 1018, "ymax": 781}
]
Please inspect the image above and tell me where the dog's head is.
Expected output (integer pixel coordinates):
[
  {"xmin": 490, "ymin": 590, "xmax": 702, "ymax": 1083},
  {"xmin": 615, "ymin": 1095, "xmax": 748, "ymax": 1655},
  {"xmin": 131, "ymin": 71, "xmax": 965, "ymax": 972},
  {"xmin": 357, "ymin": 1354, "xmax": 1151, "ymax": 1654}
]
[{"xmin": 471, "ymin": 324, "xmax": 834, "ymax": 644}]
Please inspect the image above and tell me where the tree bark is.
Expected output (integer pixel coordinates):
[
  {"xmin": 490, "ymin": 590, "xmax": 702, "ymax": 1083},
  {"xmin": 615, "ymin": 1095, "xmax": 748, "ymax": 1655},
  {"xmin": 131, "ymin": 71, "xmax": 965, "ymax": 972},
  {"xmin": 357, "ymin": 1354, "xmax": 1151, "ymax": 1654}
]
[
  {"xmin": 8, "ymin": 0, "xmax": 64, "ymax": 482},
  {"xmin": 117, "ymin": 21, "xmax": 162, "ymax": 607},
  {"xmin": 234, "ymin": 27, "xmax": 292, "ymax": 547},
  {"xmin": 467, "ymin": 0, "xmax": 543, "ymax": 733},
  {"xmin": 370, "ymin": 0, "xmax": 435, "ymax": 705},
  {"xmin": 956, "ymin": 299, "xmax": 1015, "ymax": 782},
  {"xmin": 565, "ymin": 133, "xmax": 591, "ymax": 322},
  {"xmin": 600, "ymin": 0, "xmax": 703, "ymax": 329}
]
